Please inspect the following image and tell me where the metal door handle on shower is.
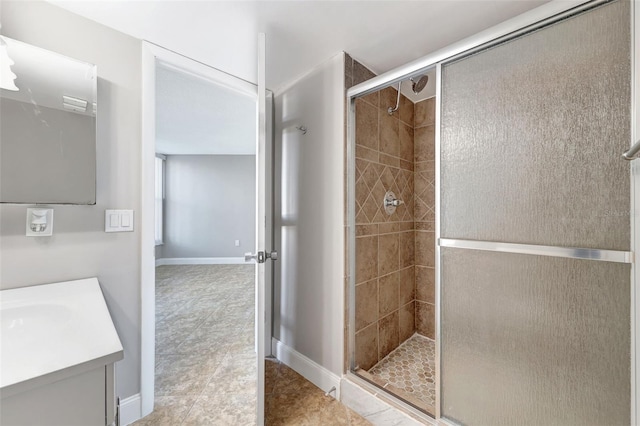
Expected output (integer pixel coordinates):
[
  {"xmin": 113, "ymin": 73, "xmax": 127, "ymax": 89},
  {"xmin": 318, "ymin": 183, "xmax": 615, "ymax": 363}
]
[{"xmin": 623, "ymin": 139, "xmax": 640, "ymax": 160}]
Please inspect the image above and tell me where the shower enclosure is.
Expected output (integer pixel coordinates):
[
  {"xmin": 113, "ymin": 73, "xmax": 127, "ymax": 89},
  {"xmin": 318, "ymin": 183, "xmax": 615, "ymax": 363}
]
[
  {"xmin": 346, "ymin": 64, "xmax": 438, "ymax": 414},
  {"xmin": 347, "ymin": 0, "xmax": 636, "ymax": 424}
]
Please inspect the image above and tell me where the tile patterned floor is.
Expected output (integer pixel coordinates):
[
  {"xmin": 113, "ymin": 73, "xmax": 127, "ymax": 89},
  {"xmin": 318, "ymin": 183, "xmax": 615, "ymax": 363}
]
[
  {"xmin": 133, "ymin": 264, "xmax": 368, "ymax": 425},
  {"xmin": 367, "ymin": 334, "xmax": 435, "ymax": 413},
  {"xmin": 133, "ymin": 264, "xmax": 257, "ymax": 426},
  {"xmin": 265, "ymin": 358, "xmax": 370, "ymax": 425}
]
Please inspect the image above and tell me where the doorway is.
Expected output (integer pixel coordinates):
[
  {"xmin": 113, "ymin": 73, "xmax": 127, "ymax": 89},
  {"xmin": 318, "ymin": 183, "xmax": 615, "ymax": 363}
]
[{"xmin": 140, "ymin": 43, "xmax": 264, "ymax": 425}]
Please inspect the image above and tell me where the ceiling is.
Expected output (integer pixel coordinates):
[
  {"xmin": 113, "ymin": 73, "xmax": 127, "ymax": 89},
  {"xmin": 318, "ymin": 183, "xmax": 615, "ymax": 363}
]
[
  {"xmin": 47, "ymin": 0, "xmax": 549, "ymax": 92},
  {"xmin": 155, "ymin": 64, "xmax": 256, "ymax": 155},
  {"xmin": 45, "ymin": 0, "xmax": 549, "ymax": 156}
]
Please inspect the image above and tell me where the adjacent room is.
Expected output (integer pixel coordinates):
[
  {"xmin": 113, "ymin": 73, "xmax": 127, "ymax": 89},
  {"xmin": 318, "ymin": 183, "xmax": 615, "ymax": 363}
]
[{"xmin": 148, "ymin": 63, "xmax": 258, "ymax": 423}]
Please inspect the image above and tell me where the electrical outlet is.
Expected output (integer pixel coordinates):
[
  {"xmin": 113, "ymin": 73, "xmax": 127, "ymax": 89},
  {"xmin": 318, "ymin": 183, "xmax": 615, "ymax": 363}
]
[{"xmin": 235, "ymin": 240, "xmax": 240, "ymax": 247}]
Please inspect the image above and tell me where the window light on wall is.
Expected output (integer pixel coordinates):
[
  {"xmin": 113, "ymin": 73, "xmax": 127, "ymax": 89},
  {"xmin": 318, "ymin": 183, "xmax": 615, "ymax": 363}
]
[
  {"xmin": 155, "ymin": 155, "xmax": 166, "ymax": 245},
  {"xmin": 0, "ymin": 34, "xmax": 19, "ymax": 91}
]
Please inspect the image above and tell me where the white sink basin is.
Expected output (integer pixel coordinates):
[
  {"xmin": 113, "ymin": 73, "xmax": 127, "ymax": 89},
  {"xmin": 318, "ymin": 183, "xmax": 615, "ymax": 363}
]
[{"xmin": 0, "ymin": 278, "xmax": 123, "ymax": 396}]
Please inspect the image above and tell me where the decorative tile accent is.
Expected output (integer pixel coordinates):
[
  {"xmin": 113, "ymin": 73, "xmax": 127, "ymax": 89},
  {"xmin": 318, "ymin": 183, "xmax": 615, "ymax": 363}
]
[{"xmin": 368, "ymin": 334, "xmax": 436, "ymax": 412}]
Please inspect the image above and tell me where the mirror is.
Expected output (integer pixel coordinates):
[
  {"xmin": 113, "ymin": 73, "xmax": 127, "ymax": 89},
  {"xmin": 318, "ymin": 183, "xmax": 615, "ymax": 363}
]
[{"xmin": 0, "ymin": 35, "xmax": 97, "ymax": 204}]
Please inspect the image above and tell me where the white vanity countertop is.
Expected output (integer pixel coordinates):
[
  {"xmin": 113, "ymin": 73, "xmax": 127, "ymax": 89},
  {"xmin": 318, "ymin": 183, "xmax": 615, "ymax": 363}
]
[{"xmin": 0, "ymin": 278, "xmax": 124, "ymax": 397}]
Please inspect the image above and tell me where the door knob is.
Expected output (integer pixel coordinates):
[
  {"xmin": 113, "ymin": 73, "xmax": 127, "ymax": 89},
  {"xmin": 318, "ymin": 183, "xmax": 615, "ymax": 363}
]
[
  {"xmin": 245, "ymin": 252, "xmax": 259, "ymax": 262},
  {"xmin": 245, "ymin": 251, "xmax": 278, "ymax": 263}
]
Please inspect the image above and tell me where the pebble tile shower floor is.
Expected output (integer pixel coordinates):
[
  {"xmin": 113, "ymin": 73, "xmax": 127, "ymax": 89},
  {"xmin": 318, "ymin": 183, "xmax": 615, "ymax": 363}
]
[{"xmin": 368, "ymin": 333, "xmax": 435, "ymax": 412}]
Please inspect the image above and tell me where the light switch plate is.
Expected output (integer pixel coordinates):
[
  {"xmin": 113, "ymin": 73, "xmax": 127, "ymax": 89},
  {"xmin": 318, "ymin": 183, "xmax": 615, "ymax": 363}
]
[{"xmin": 105, "ymin": 210, "xmax": 134, "ymax": 233}]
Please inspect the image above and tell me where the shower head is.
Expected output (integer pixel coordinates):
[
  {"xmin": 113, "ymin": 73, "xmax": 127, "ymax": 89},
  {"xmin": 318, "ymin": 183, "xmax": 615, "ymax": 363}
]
[
  {"xmin": 387, "ymin": 75, "xmax": 429, "ymax": 115},
  {"xmin": 410, "ymin": 75, "xmax": 429, "ymax": 94}
]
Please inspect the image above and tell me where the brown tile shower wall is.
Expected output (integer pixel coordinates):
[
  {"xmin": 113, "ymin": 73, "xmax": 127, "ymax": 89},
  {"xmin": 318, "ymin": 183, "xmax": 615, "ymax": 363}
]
[
  {"xmin": 347, "ymin": 58, "xmax": 417, "ymax": 371},
  {"xmin": 413, "ymin": 98, "xmax": 436, "ymax": 339}
]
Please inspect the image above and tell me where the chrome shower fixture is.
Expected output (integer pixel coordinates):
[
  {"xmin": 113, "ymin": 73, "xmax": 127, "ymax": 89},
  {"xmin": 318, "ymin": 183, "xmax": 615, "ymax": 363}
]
[
  {"xmin": 387, "ymin": 74, "xmax": 429, "ymax": 115},
  {"xmin": 387, "ymin": 82, "xmax": 402, "ymax": 115},
  {"xmin": 410, "ymin": 74, "xmax": 429, "ymax": 94},
  {"xmin": 384, "ymin": 191, "xmax": 404, "ymax": 215}
]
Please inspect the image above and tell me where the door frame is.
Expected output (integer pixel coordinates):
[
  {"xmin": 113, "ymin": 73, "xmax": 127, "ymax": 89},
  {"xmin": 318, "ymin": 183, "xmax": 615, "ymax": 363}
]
[
  {"xmin": 140, "ymin": 41, "xmax": 272, "ymax": 420},
  {"xmin": 345, "ymin": 0, "xmax": 638, "ymax": 423}
]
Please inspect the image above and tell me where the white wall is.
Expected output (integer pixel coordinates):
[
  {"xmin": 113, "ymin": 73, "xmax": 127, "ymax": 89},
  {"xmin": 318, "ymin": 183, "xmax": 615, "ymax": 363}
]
[
  {"xmin": 158, "ymin": 155, "xmax": 255, "ymax": 259},
  {"xmin": 273, "ymin": 53, "xmax": 345, "ymax": 376},
  {"xmin": 0, "ymin": 1, "xmax": 142, "ymax": 401}
]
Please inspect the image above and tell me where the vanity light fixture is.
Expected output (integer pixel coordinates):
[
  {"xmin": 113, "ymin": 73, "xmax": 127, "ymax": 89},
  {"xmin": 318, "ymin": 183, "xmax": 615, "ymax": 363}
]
[
  {"xmin": 62, "ymin": 95, "xmax": 88, "ymax": 113},
  {"xmin": 0, "ymin": 35, "xmax": 19, "ymax": 91}
]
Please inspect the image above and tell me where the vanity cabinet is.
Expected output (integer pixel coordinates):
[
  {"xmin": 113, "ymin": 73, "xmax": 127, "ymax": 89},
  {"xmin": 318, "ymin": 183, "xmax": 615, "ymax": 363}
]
[
  {"xmin": 0, "ymin": 278, "xmax": 123, "ymax": 426},
  {"xmin": 1, "ymin": 365, "xmax": 116, "ymax": 426}
]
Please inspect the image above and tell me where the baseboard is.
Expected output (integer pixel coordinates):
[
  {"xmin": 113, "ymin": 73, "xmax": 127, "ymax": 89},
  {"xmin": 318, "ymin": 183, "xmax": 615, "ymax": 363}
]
[
  {"xmin": 155, "ymin": 257, "xmax": 246, "ymax": 266},
  {"xmin": 271, "ymin": 338, "xmax": 341, "ymax": 399},
  {"xmin": 119, "ymin": 393, "xmax": 142, "ymax": 426}
]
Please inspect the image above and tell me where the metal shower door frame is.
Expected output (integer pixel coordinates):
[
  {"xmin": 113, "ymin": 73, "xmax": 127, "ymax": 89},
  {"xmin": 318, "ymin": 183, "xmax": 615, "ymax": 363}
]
[{"xmin": 345, "ymin": 0, "xmax": 639, "ymax": 423}]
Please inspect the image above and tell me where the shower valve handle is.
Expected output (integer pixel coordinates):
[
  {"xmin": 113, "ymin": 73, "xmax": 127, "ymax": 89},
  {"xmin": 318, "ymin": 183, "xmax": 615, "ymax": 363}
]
[{"xmin": 384, "ymin": 198, "xmax": 404, "ymax": 207}]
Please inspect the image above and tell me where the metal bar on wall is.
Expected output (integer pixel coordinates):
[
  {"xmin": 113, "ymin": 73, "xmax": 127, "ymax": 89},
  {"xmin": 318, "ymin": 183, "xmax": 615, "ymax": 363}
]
[{"xmin": 439, "ymin": 238, "xmax": 634, "ymax": 264}]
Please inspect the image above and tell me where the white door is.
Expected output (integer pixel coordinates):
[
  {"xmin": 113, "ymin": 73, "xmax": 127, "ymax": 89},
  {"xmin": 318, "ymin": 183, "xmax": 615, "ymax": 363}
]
[{"xmin": 246, "ymin": 32, "xmax": 273, "ymax": 426}]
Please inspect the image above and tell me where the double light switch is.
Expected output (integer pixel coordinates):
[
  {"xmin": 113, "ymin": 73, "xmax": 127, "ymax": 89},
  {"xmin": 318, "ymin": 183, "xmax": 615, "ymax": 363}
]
[{"xmin": 105, "ymin": 210, "xmax": 134, "ymax": 233}]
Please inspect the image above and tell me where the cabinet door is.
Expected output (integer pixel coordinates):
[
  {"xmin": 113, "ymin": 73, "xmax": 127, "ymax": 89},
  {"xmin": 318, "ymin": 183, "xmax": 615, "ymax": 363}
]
[{"xmin": 1, "ymin": 368, "xmax": 106, "ymax": 426}]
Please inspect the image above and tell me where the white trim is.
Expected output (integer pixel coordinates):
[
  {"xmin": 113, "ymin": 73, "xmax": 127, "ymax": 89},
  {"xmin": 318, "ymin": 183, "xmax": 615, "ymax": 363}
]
[
  {"xmin": 272, "ymin": 338, "xmax": 341, "ymax": 399},
  {"xmin": 140, "ymin": 42, "xmax": 156, "ymax": 419},
  {"xmin": 141, "ymin": 41, "xmax": 261, "ymax": 421},
  {"xmin": 155, "ymin": 257, "xmax": 246, "ymax": 266},
  {"xmin": 632, "ymin": 0, "xmax": 639, "ymax": 423},
  {"xmin": 119, "ymin": 393, "xmax": 142, "ymax": 426}
]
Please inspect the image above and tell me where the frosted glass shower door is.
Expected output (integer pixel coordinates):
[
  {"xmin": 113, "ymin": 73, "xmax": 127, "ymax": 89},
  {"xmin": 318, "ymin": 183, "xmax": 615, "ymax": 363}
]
[{"xmin": 439, "ymin": 1, "xmax": 632, "ymax": 425}]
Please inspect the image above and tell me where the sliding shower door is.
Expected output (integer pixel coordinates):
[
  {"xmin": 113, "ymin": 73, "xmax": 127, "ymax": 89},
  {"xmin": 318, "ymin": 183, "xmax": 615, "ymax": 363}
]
[{"xmin": 439, "ymin": 1, "xmax": 632, "ymax": 424}]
